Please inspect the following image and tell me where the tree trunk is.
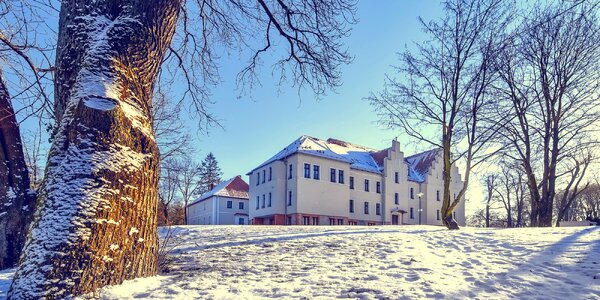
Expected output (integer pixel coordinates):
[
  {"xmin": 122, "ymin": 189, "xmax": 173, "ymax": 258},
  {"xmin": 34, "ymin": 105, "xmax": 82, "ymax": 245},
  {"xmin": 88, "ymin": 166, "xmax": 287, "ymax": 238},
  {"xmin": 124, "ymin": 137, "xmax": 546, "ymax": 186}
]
[
  {"xmin": 485, "ymin": 203, "xmax": 490, "ymax": 228},
  {"xmin": 9, "ymin": 0, "xmax": 180, "ymax": 298},
  {"xmin": 0, "ymin": 74, "xmax": 36, "ymax": 269},
  {"xmin": 441, "ymin": 131, "xmax": 459, "ymax": 230}
]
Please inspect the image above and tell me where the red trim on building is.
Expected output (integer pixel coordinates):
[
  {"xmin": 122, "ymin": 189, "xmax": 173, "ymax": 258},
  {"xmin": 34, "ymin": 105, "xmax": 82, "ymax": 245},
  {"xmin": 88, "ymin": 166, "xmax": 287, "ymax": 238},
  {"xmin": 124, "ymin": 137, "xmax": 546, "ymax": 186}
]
[{"xmin": 251, "ymin": 214, "xmax": 384, "ymax": 226}]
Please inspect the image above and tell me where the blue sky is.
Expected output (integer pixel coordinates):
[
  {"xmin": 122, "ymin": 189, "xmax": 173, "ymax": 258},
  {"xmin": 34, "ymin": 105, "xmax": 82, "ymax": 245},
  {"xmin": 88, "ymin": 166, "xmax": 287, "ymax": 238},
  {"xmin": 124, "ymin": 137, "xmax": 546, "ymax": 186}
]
[
  {"xmin": 188, "ymin": 1, "xmax": 444, "ymax": 179},
  {"xmin": 14, "ymin": 1, "xmax": 485, "ymax": 211}
]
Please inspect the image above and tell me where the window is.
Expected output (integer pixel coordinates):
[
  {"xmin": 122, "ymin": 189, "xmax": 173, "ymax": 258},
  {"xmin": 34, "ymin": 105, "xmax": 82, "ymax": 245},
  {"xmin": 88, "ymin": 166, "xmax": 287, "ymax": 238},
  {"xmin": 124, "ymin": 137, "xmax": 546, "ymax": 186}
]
[
  {"xmin": 262, "ymin": 170, "xmax": 266, "ymax": 183},
  {"xmin": 268, "ymin": 192, "xmax": 272, "ymax": 207},
  {"xmin": 330, "ymin": 168, "xmax": 336, "ymax": 182},
  {"xmin": 288, "ymin": 164, "xmax": 293, "ymax": 179},
  {"xmin": 227, "ymin": 200, "xmax": 233, "ymax": 209},
  {"xmin": 395, "ymin": 172, "xmax": 399, "ymax": 183},
  {"xmin": 364, "ymin": 202, "xmax": 369, "ymax": 214},
  {"xmin": 312, "ymin": 217, "xmax": 319, "ymax": 225},
  {"xmin": 287, "ymin": 216, "xmax": 292, "ymax": 225},
  {"xmin": 394, "ymin": 193, "xmax": 399, "ymax": 205},
  {"xmin": 239, "ymin": 202, "xmax": 244, "ymax": 210},
  {"xmin": 349, "ymin": 199, "xmax": 354, "ymax": 213},
  {"xmin": 304, "ymin": 163, "xmax": 311, "ymax": 178},
  {"xmin": 313, "ymin": 165, "xmax": 320, "ymax": 180},
  {"xmin": 337, "ymin": 219, "xmax": 344, "ymax": 225},
  {"xmin": 256, "ymin": 173, "xmax": 260, "ymax": 186},
  {"xmin": 349, "ymin": 176, "xmax": 354, "ymax": 189},
  {"xmin": 238, "ymin": 218, "xmax": 245, "ymax": 225},
  {"xmin": 329, "ymin": 218, "xmax": 336, "ymax": 225},
  {"xmin": 262, "ymin": 194, "xmax": 265, "ymax": 208},
  {"xmin": 437, "ymin": 190, "xmax": 440, "ymax": 201},
  {"xmin": 410, "ymin": 207, "xmax": 414, "ymax": 219},
  {"xmin": 256, "ymin": 196, "xmax": 259, "ymax": 209},
  {"xmin": 376, "ymin": 181, "xmax": 381, "ymax": 194},
  {"xmin": 303, "ymin": 216, "xmax": 310, "ymax": 225},
  {"xmin": 338, "ymin": 170, "xmax": 344, "ymax": 184},
  {"xmin": 269, "ymin": 167, "xmax": 272, "ymax": 181},
  {"xmin": 437, "ymin": 210, "xmax": 440, "ymax": 220},
  {"xmin": 410, "ymin": 188, "xmax": 414, "ymax": 199},
  {"xmin": 364, "ymin": 179, "xmax": 370, "ymax": 192},
  {"xmin": 288, "ymin": 191, "xmax": 292, "ymax": 206},
  {"xmin": 348, "ymin": 221, "xmax": 357, "ymax": 225},
  {"xmin": 376, "ymin": 203, "xmax": 381, "ymax": 215}
]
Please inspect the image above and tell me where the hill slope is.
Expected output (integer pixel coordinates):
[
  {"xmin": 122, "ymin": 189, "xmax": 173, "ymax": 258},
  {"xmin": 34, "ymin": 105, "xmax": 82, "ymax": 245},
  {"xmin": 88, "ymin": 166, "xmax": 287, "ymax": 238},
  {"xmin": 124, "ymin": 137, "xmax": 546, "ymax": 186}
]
[
  {"xmin": 100, "ymin": 225, "xmax": 600, "ymax": 299},
  {"xmin": 2, "ymin": 225, "xmax": 598, "ymax": 299}
]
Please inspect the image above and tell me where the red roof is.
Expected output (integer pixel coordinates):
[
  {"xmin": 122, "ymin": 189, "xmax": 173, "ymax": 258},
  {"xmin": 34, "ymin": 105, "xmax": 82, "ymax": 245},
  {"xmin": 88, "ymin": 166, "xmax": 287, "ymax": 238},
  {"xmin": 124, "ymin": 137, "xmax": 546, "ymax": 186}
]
[
  {"xmin": 223, "ymin": 176, "xmax": 250, "ymax": 199},
  {"xmin": 188, "ymin": 175, "xmax": 249, "ymax": 207},
  {"xmin": 405, "ymin": 148, "xmax": 441, "ymax": 179},
  {"xmin": 370, "ymin": 148, "xmax": 389, "ymax": 168}
]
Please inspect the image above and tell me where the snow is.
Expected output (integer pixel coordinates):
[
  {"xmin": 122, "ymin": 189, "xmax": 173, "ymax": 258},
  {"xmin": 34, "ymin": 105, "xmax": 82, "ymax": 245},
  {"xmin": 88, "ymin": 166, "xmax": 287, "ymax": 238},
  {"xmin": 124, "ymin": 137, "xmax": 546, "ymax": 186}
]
[
  {"xmin": 249, "ymin": 136, "xmax": 440, "ymax": 182},
  {"xmin": 188, "ymin": 176, "xmax": 249, "ymax": 207},
  {"xmin": 62, "ymin": 225, "xmax": 600, "ymax": 299},
  {"xmin": 405, "ymin": 148, "xmax": 441, "ymax": 183},
  {"xmin": 250, "ymin": 136, "xmax": 383, "ymax": 175}
]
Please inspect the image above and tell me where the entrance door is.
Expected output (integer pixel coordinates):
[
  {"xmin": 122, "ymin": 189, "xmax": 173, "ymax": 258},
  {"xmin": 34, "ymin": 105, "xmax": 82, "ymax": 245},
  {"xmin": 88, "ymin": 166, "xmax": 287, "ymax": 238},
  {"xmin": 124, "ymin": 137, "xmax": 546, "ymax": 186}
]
[{"xmin": 392, "ymin": 215, "xmax": 399, "ymax": 225}]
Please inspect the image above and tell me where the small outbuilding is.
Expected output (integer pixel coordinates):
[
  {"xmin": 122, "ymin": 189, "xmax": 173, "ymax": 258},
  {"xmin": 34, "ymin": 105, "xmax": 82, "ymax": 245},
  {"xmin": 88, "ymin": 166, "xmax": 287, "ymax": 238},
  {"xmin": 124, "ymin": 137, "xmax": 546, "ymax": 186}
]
[{"xmin": 187, "ymin": 175, "xmax": 249, "ymax": 225}]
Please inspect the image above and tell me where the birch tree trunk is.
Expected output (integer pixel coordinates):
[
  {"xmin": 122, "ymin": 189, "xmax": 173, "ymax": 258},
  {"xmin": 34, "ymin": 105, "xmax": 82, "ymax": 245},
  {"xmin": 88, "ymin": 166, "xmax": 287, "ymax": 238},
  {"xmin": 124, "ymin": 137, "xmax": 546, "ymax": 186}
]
[
  {"xmin": 9, "ymin": 0, "xmax": 180, "ymax": 298},
  {"xmin": 0, "ymin": 74, "xmax": 35, "ymax": 269}
]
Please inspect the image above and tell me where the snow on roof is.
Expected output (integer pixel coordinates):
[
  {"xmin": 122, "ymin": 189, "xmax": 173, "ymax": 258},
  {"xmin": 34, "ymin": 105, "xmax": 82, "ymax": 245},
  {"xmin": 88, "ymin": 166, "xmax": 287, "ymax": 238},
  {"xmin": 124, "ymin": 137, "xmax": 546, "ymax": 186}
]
[
  {"xmin": 404, "ymin": 148, "xmax": 441, "ymax": 183},
  {"xmin": 188, "ymin": 176, "xmax": 249, "ymax": 207},
  {"xmin": 249, "ymin": 136, "xmax": 442, "ymax": 182},
  {"xmin": 248, "ymin": 136, "xmax": 384, "ymax": 174}
]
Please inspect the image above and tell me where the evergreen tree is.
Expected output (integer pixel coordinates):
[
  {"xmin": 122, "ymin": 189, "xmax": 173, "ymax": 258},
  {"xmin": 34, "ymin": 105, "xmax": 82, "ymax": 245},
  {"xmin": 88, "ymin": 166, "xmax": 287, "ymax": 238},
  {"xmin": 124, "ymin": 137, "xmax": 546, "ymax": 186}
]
[{"xmin": 199, "ymin": 153, "xmax": 222, "ymax": 194}]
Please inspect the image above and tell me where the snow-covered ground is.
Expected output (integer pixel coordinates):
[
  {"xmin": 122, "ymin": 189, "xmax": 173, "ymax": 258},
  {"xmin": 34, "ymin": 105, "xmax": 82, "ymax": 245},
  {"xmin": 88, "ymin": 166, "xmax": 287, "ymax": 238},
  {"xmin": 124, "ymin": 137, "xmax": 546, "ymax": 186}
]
[{"xmin": 1, "ymin": 225, "xmax": 599, "ymax": 299}]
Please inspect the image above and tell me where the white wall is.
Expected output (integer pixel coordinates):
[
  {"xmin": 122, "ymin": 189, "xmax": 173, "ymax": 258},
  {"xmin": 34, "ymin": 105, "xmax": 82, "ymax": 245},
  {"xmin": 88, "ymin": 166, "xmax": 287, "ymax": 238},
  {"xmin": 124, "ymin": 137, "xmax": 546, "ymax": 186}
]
[
  {"xmin": 188, "ymin": 196, "xmax": 249, "ymax": 225},
  {"xmin": 247, "ymin": 139, "xmax": 467, "ymax": 226}
]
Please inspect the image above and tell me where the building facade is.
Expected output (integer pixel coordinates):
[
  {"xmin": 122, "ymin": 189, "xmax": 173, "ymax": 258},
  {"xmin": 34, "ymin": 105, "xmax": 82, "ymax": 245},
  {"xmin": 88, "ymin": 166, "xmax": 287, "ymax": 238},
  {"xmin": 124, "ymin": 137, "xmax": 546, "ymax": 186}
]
[
  {"xmin": 247, "ymin": 136, "xmax": 466, "ymax": 226},
  {"xmin": 187, "ymin": 176, "xmax": 250, "ymax": 225}
]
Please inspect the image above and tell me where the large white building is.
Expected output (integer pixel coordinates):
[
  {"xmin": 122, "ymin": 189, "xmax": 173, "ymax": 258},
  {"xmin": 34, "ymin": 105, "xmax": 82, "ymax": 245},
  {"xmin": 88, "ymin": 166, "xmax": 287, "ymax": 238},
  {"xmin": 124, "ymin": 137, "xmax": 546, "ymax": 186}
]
[
  {"xmin": 187, "ymin": 176, "xmax": 250, "ymax": 225},
  {"xmin": 247, "ymin": 136, "xmax": 466, "ymax": 226}
]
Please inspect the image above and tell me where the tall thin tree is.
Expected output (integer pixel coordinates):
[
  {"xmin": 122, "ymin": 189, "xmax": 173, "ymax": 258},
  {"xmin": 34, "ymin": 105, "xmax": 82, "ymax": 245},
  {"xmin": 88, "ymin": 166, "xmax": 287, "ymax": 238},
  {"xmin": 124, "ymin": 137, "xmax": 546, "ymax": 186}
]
[{"xmin": 369, "ymin": 0, "xmax": 508, "ymax": 229}]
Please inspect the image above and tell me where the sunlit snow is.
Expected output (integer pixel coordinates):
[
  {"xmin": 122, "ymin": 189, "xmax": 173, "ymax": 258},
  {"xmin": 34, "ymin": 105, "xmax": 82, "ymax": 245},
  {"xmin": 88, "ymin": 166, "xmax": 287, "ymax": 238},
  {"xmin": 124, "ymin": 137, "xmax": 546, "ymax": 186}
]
[{"xmin": 89, "ymin": 225, "xmax": 600, "ymax": 299}]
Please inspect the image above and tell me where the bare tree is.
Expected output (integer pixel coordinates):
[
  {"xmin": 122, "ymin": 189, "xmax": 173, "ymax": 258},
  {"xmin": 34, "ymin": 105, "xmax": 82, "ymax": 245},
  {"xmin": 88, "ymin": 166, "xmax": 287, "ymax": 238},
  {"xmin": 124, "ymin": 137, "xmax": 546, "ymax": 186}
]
[
  {"xmin": 0, "ymin": 74, "xmax": 36, "ymax": 269},
  {"xmin": 10, "ymin": 0, "xmax": 356, "ymax": 297},
  {"xmin": 482, "ymin": 173, "xmax": 498, "ymax": 228},
  {"xmin": 175, "ymin": 158, "xmax": 203, "ymax": 224},
  {"xmin": 0, "ymin": 0, "xmax": 54, "ymax": 269},
  {"xmin": 369, "ymin": 0, "xmax": 509, "ymax": 229},
  {"xmin": 152, "ymin": 87, "xmax": 192, "ymax": 161},
  {"xmin": 494, "ymin": 161, "xmax": 521, "ymax": 228},
  {"xmin": 576, "ymin": 180, "xmax": 600, "ymax": 221},
  {"xmin": 493, "ymin": 1, "xmax": 600, "ymax": 227},
  {"xmin": 158, "ymin": 158, "xmax": 181, "ymax": 226},
  {"xmin": 554, "ymin": 152, "xmax": 593, "ymax": 226}
]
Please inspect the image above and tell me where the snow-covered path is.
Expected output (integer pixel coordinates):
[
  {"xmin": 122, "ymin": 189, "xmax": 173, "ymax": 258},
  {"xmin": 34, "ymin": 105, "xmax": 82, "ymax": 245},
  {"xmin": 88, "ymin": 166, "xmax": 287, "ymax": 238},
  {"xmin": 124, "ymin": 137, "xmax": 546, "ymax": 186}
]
[
  {"xmin": 0, "ymin": 225, "xmax": 598, "ymax": 299},
  {"xmin": 99, "ymin": 225, "xmax": 600, "ymax": 299}
]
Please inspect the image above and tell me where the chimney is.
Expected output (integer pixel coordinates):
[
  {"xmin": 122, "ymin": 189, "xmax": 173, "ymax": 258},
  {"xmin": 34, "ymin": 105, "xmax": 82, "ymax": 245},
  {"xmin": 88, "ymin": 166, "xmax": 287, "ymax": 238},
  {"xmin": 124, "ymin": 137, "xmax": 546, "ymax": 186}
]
[{"xmin": 392, "ymin": 138, "xmax": 400, "ymax": 152}]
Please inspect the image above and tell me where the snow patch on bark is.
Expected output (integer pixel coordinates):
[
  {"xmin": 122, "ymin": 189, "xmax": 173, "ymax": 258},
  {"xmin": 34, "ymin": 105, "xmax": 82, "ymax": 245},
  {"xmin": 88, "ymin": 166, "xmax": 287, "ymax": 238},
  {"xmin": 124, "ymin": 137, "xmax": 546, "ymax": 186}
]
[
  {"xmin": 73, "ymin": 15, "xmax": 153, "ymax": 139},
  {"xmin": 9, "ymin": 136, "xmax": 151, "ymax": 297}
]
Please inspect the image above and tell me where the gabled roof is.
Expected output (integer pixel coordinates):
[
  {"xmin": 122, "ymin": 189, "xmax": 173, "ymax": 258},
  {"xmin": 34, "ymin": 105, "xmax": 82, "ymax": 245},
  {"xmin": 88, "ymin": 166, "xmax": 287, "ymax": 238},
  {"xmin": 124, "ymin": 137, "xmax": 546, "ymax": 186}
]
[
  {"xmin": 247, "ymin": 135, "xmax": 441, "ymax": 183},
  {"xmin": 404, "ymin": 148, "xmax": 441, "ymax": 183},
  {"xmin": 248, "ymin": 135, "xmax": 384, "ymax": 174},
  {"xmin": 188, "ymin": 176, "xmax": 249, "ymax": 207}
]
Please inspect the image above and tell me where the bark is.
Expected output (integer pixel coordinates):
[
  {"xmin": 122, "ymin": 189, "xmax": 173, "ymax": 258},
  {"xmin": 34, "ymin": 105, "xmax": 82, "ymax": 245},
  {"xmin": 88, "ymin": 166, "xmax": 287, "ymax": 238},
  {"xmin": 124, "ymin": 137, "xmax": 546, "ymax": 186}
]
[
  {"xmin": 0, "ymin": 74, "xmax": 36, "ymax": 269},
  {"xmin": 9, "ymin": 0, "xmax": 180, "ymax": 298},
  {"xmin": 441, "ymin": 132, "xmax": 460, "ymax": 230}
]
